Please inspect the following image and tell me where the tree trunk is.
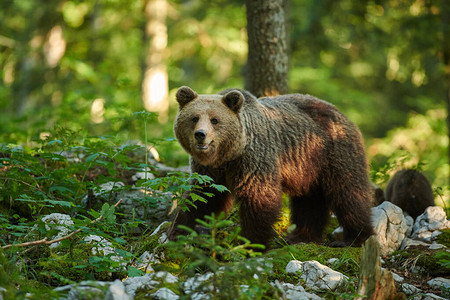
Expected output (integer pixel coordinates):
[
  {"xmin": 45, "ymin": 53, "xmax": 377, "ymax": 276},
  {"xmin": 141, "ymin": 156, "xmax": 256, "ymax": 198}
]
[
  {"xmin": 245, "ymin": 0, "xmax": 289, "ymax": 97},
  {"xmin": 357, "ymin": 236, "xmax": 406, "ymax": 300},
  {"xmin": 442, "ymin": 0, "xmax": 450, "ymax": 185},
  {"xmin": 142, "ymin": 0, "xmax": 169, "ymax": 123}
]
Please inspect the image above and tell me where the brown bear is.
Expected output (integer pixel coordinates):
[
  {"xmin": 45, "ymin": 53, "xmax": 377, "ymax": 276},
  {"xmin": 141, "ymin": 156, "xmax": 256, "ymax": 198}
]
[
  {"xmin": 385, "ymin": 169, "xmax": 435, "ymax": 219},
  {"xmin": 169, "ymin": 86, "xmax": 374, "ymax": 247}
]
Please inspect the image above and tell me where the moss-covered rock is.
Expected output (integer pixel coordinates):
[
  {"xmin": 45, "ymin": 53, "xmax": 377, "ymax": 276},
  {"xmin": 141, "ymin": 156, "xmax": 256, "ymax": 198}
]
[{"xmin": 266, "ymin": 243, "xmax": 362, "ymax": 284}]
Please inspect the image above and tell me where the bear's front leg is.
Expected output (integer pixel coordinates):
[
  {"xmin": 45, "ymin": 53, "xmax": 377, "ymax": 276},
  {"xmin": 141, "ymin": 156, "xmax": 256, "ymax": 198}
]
[
  {"xmin": 168, "ymin": 186, "xmax": 232, "ymax": 239},
  {"xmin": 236, "ymin": 181, "xmax": 282, "ymax": 248}
]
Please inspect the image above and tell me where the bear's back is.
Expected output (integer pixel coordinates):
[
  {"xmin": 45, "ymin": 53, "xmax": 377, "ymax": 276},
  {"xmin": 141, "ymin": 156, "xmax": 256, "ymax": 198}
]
[{"xmin": 257, "ymin": 94, "xmax": 352, "ymax": 134}]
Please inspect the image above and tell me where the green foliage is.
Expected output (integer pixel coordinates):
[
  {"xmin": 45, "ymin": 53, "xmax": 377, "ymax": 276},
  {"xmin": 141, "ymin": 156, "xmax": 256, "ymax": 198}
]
[
  {"xmin": 167, "ymin": 213, "xmax": 277, "ymax": 299},
  {"xmin": 267, "ymin": 244, "xmax": 362, "ymax": 282},
  {"xmin": 0, "ymin": 127, "xmax": 200, "ymax": 292},
  {"xmin": 435, "ymin": 251, "xmax": 450, "ymax": 270}
]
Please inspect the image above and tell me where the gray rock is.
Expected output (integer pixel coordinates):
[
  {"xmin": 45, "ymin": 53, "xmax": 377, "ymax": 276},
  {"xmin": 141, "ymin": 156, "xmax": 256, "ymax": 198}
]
[
  {"xmin": 421, "ymin": 293, "xmax": 447, "ymax": 300},
  {"xmin": 115, "ymin": 189, "xmax": 173, "ymax": 225},
  {"xmin": 391, "ymin": 271, "xmax": 404, "ymax": 283},
  {"xmin": 372, "ymin": 201, "xmax": 408, "ymax": 256},
  {"xmin": 427, "ymin": 277, "xmax": 450, "ymax": 291},
  {"xmin": 183, "ymin": 273, "xmax": 214, "ymax": 295},
  {"xmin": 104, "ymin": 280, "xmax": 131, "ymax": 300},
  {"xmin": 400, "ymin": 238, "xmax": 430, "ymax": 250},
  {"xmin": 412, "ymin": 206, "xmax": 450, "ymax": 242},
  {"xmin": 153, "ymin": 271, "xmax": 178, "ymax": 284},
  {"xmin": 123, "ymin": 273, "xmax": 159, "ymax": 298},
  {"xmin": 41, "ymin": 213, "xmax": 74, "ymax": 249},
  {"xmin": 274, "ymin": 282, "xmax": 323, "ymax": 300},
  {"xmin": 54, "ymin": 281, "xmax": 110, "ymax": 300},
  {"xmin": 83, "ymin": 235, "xmax": 121, "ymax": 263},
  {"xmin": 401, "ymin": 283, "xmax": 421, "ymax": 295},
  {"xmin": 286, "ymin": 260, "xmax": 302, "ymax": 274},
  {"xmin": 151, "ymin": 287, "xmax": 179, "ymax": 300},
  {"xmin": 405, "ymin": 215, "xmax": 414, "ymax": 237},
  {"xmin": 300, "ymin": 260, "xmax": 347, "ymax": 291},
  {"xmin": 429, "ymin": 242, "xmax": 446, "ymax": 250},
  {"xmin": 131, "ymin": 169, "xmax": 156, "ymax": 182},
  {"xmin": 326, "ymin": 258, "xmax": 339, "ymax": 266},
  {"xmin": 331, "ymin": 226, "xmax": 344, "ymax": 242}
]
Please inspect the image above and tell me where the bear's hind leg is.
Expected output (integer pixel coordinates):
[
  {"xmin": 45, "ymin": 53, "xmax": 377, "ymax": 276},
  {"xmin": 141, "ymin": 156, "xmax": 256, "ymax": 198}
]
[
  {"xmin": 287, "ymin": 189, "xmax": 330, "ymax": 244},
  {"xmin": 330, "ymin": 189, "xmax": 374, "ymax": 247}
]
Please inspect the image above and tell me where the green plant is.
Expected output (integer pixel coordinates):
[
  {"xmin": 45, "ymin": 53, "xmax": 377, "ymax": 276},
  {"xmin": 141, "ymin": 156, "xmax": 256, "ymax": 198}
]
[{"xmin": 167, "ymin": 213, "xmax": 276, "ymax": 299}]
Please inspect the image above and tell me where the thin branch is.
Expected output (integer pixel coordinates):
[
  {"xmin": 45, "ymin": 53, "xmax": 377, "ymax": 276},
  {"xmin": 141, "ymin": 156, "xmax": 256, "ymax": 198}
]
[{"xmin": 2, "ymin": 199, "xmax": 122, "ymax": 250}]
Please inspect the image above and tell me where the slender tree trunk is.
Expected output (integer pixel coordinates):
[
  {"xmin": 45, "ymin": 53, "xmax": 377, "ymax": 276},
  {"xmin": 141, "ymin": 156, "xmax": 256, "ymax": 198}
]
[
  {"xmin": 142, "ymin": 0, "xmax": 169, "ymax": 122},
  {"xmin": 245, "ymin": 0, "xmax": 289, "ymax": 97},
  {"xmin": 442, "ymin": 0, "xmax": 450, "ymax": 185}
]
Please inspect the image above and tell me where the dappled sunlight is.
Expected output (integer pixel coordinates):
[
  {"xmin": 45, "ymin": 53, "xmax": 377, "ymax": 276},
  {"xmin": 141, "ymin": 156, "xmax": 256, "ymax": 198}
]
[
  {"xmin": 369, "ymin": 109, "xmax": 449, "ymax": 191},
  {"xmin": 44, "ymin": 26, "xmax": 66, "ymax": 68},
  {"xmin": 90, "ymin": 98, "xmax": 105, "ymax": 124}
]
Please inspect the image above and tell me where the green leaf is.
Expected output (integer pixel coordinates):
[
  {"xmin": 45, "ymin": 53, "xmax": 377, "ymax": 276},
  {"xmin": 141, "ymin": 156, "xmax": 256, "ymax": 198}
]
[
  {"xmin": 45, "ymin": 199, "xmax": 74, "ymax": 207},
  {"xmin": 86, "ymin": 153, "xmax": 99, "ymax": 162},
  {"xmin": 49, "ymin": 185, "xmax": 75, "ymax": 195},
  {"xmin": 210, "ymin": 184, "xmax": 229, "ymax": 193},
  {"xmin": 190, "ymin": 193, "xmax": 207, "ymax": 203},
  {"xmin": 127, "ymin": 266, "xmax": 145, "ymax": 277}
]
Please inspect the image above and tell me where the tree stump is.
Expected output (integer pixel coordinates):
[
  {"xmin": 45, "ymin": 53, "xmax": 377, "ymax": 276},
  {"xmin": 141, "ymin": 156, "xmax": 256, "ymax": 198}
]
[{"xmin": 357, "ymin": 236, "xmax": 406, "ymax": 300}]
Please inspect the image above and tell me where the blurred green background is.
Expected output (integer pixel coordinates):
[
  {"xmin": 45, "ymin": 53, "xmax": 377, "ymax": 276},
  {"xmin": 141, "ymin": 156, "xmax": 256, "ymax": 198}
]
[{"xmin": 0, "ymin": 0, "xmax": 448, "ymax": 193}]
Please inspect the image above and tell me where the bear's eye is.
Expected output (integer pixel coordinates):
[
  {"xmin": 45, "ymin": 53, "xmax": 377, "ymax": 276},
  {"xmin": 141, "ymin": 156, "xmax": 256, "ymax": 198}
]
[
  {"xmin": 192, "ymin": 116, "xmax": 199, "ymax": 123},
  {"xmin": 210, "ymin": 118, "xmax": 218, "ymax": 125}
]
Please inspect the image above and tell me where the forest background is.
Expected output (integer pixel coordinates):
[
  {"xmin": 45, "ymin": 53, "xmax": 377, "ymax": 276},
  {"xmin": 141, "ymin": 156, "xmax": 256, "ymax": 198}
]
[{"xmin": 0, "ymin": 0, "xmax": 449, "ymax": 197}]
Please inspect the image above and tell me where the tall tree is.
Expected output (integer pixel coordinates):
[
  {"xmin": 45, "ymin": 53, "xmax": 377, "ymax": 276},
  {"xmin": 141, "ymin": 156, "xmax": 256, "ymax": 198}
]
[
  {"xmin": 245, "ymin": 0, "xmax": 289, "ymax": 97},
  {"xmin": 142, "ymin": 0, "xmax": 169, "ymax": 122},
  {"xmin": 442, "ymin": 0, "xmax": 450, "ymax": 182}
]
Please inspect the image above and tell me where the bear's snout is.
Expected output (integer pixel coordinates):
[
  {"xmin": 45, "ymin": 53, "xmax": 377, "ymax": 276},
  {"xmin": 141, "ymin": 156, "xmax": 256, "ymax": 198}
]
[{"xmin": 194, "ymin": 129, "xmax": 207, "ymax": 142}]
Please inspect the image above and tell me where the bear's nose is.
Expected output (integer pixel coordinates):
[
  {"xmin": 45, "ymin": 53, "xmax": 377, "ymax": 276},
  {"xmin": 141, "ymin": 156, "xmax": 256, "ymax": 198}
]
[{"xmin": 194, "ymin": 129, "xmax": 207, "ymax": 142}]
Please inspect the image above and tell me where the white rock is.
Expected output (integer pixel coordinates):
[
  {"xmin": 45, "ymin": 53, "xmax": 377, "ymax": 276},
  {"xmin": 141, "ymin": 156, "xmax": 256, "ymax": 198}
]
[
  {"xmin": 429, "ymin": 242, "xmax": 446, "ymax": 250},
  {"xmin": 331, "ymin": 226, "xmax": 344, "ymax": 242},
  {"xmin": 116, "ymin": 189, "xmax": 173, "ymax": 224},
  {"xmin": 58, "ymin": 281, "xmax": 109, "ymax": 300},
  {"xmin": 97, "ymin": 181, "xmax": 125, "ymax": 196},
  {"xmin": 132, "ymin": 170, "xmax": 156, "ymax": 182},
  {"xmin": 400, "ymin": 238, "xmax": 430, "ymax": 250},
  {"xmin": 391, "ymin": 271, "xmax": 404, "ymax": 283},
  {"xmin": 405, "ymin": 215, "xmax": 414, "ymax": 237},
  {"xmin": 151, "ymin": 287, "xmax": 179, "ymax": 300},
  {"xmin": 183, "ymin": 273, "xmax": 214, "ymax": 295},
  {"xmin": 412, "ymin": 206, "xmax": 450, "ymax": 242},
  {"xmin": 154, "ymin": 271, "xmax": 178, "ymax": 284},
  {"xmin": 401, "ymin": 283, "xmax": 421, "ymax": 295},
  {"xmin": 300, "ymin": 260, "xmax": 347, "ymax": 291},
  {"xmin": 422, "ymin": 293, "xmax": 447, "ymax": 299},
  {"xmin": 41, "ymin": 213, "xmax": 74, "ymax": 248},
  {"xmin": 427, "ymin": 277, "xmax": 450, "ymax": 290},
  {"xmin": 286, "ymin": 260, "xmax": 303, "ymax": 274},
  {"xmin": 272, "ymin": 282, "xmax": 323, "ymax": 300},
  {"xmin": 123, "ymin": 273, "xmax": 158, "ymax": 298},
  {"xmin": 83, "ymin": 234, "xmax": 121, "ymax": 262},
  {"xmin": 105, "ymin": 279, "xmax": 132, "ymax": 300},
  {"xmin": 372, "ymin": 201, "xmax": 408, "ymax": 256},
  {"xmin": 327, "ymin": 258, "xmax": 339, "ymax": 266}
]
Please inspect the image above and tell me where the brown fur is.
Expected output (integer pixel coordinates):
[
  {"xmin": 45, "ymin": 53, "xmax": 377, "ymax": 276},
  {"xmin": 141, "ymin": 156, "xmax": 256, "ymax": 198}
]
[
  {"xmin": 169, "ymin": 86, "xmax": 374, "ymax": 247},
  {"xmin": 385, "ymin": 169, "xmax": 435, "ymax": 219}
]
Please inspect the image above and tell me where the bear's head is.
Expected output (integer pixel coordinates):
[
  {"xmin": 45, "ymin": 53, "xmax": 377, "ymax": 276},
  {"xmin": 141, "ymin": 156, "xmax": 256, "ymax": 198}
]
[{"xmin": 174, "ymin": 86, "xmax": 247, "ymax": 167}]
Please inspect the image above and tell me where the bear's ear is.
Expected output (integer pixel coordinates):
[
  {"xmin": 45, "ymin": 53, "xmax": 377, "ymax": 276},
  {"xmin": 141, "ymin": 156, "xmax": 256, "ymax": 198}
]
[
  {"xmin": 222, "ymin": 90, "xmax": 244, "ymax": 113},
  {"xmin": 176, "ymin": 86, "xmax": 198, "ymax": 108}
]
